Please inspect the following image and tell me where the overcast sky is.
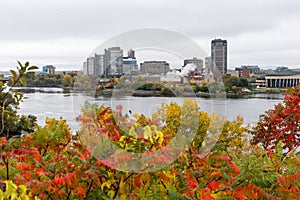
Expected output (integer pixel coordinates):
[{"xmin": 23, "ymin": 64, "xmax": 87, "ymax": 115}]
[{"xmin": 1, "ymin": 0, "xmax": 300, "ymax": 71}]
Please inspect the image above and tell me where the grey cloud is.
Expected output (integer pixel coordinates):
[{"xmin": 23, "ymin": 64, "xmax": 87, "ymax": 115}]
[
  {"xmin": 1, "ymin": 0, "xmax": 299, "ymax": 41},
  {"xmin": 1, "ymin": 0, "xmax": 300, "ymax": 69}
]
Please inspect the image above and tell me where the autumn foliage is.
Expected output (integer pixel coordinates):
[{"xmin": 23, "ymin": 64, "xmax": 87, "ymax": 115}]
[
  {"xmin": 252, "ymin": 85, "xmax": 300, "ymax": 152},
  {"xmin": 0, "ymin": 88, "xmax": 300, "ymax": 199}
]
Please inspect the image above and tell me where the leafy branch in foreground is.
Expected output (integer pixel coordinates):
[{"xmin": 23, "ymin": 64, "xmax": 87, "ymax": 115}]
[{"xmin": 0, "ymin": 61, "xmax": 38, "ymax": 137}]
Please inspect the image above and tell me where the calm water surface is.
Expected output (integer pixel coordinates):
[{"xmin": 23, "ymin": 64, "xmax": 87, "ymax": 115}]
[{"xmin": 18, "ymin": 88, "xmax": 283, "ymax": 131}]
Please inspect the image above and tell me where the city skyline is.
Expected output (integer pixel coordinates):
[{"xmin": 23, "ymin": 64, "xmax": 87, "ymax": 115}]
[{"xmin": 1, "ymin": 0, "xmax": 300, "ymax": 70}]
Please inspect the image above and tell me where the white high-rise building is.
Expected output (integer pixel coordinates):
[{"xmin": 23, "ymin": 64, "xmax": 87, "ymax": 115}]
[
  {"xmin": 83, "ymin": 47, "xmax": 124, "ymax": 77},
  {"xmin": 83, "ymin": 62, "xmax": 88, "ymax": 74},
  {"xmin": 105, "ymin": 47, "xmax": 123, "ymax": 77},
  {"xmin": 95, "ymin": 54, "xmax": 104, "ymax": 77},
  {"xmin": 87, "ymin": 57, "xmax": 95, "ymax": 76}
]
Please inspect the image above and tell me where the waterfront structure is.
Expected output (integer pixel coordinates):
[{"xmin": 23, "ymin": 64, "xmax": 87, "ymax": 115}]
[
  {"xmin": 235, "ymin": 67, "xmax": 250, "ymax": 78},
  {"xmin": 255, "ymin": 76, "xmax": 266, "ymax": 87},
  {"xmin": 122, "ymin": 49, "xmax": 138, "ymax": 75},
  {"xmin": 160, "ymin": 71, "xmax": 182, "ymax": 84},
  {"xmin": 42, "ymin": 65, "xmax": 56, "ymax": 74},
  {"xmin": 131, "ymin": 75, "xmax": 161, "ymax": 82},
  {"xmin": 211, "ymin": 39, "xmax": 227, "ymax": 74},
  {"xmin": 122, "ymin": 58, "xmax": 138, "ymax": 75},
  {"xmin": 241, "ymin": 65, "xmax": 260, "ymax": 74},
  {"xmin": 183, "ymin": 58, "xmax": 203, "ymax": 72},
  {"xmin": 242, "ymin": 68, "xmax": 250, "ymax": 78},
  {"xmin": 276, "ymin": 66, "xmax": 289, "ymax": 72},
  {"xmin": 230, "ymin": 70, "xmax": 239, "ymax": 78},
  {"xmin": 234, "ymin": 65, "xmax": 261, "ymax": 78},
  {"xmin": 265, "ymin": 73, "xmax": 300, "ymax": 88},
  {"xmin": 140, "ymin": 61, "xmax": 170, "ymax": 75}
]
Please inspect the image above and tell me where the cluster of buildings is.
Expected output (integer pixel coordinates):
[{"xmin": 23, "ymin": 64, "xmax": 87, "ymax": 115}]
[
  {"xmin": 40, "ymin": 65, "xmax": 79, "ymax": 77},
  {"xmin": 42, "ymin": 65, "xmax": 56, "ymax": 75},
  {"xmin": 228, "ymin": 65, "xmax": 300, "ymax": 88},
  {"xmin": 82, "ymin": 39, "xmax": 228, "ymax": 84},
  {"xmin": 83, "ymin": 47, "xmax": 138, "ymax": 77},
  {"xmin": 82, "ymin": 39, "xmax": 300, "ymax": 88},
  {"xmin": 259, "ymin": 67, "xmax": 300, "ymax": 88}
]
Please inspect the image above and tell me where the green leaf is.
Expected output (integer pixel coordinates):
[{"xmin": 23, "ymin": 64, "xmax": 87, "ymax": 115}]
[
  {"xmin": 10, "ymin": 70, "xmax": 17, "ymax": 77},
  {"xmin": 20, "ymin": 77, "xmax": 27, "ymax": 86},
  {"xmin": 168, "ymin": 189, "xmax": 186, "ymax": 200},
  {"xmin": 17, "ymin": 60, "xmax": 23, "ymax": 68},
  {"xmin": 20, "ymin": 66, "xmax": 26, "ymax": 74},
  {"xmin": 26, "ymin": 71, "xmax": 35, "ymax": 76},
  {"xmin": 28, "ymin": 66, "xmax": 39, "ymax": 71}
]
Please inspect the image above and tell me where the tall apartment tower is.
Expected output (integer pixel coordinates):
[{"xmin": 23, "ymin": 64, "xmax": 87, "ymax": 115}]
[
  {"xmin": 211, "ymin": 39, "xmax": 227, "ymax": 74},
  {"xmin": 94, "ymin": 54, "xmax": 105, "ymax": 77},
  {"xmin": 87, "ymin": 57, "xmax": 95, "ymax": 76}
]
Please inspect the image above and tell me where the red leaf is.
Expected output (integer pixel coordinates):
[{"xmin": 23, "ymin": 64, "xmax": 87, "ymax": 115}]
[{"xmin": 207, "ymin": 181, "xmax": 219, "ymax": 190}]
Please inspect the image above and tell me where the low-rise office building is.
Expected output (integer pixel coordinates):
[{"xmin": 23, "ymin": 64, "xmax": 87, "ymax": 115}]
[
  {"xmin": 265, "ymin": 71, "xmax": 300, "ymax": 88},
  {"xmin": 140, "ymin": 61, "xmax": 170, "ymax": 75}
]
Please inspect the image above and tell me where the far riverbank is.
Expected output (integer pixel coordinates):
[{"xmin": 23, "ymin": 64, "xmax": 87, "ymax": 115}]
[{"xmin": 14, "ymin": 87, "xmax": 285, "ymax": 100}]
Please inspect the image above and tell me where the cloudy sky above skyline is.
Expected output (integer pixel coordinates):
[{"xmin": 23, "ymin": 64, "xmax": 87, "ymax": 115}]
[{"xmin": 1, "ymin": 0, "xmax": 300, "ymax": 71}]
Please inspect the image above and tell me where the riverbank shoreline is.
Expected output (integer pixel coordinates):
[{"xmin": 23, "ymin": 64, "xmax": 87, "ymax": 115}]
[{"xmin": 14, "ymin": 86, "xmax": 285, "ymax": 99}]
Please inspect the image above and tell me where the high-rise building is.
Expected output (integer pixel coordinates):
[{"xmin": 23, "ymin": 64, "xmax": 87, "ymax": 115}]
[
  {"xmin": 94, "ymin": 54, "xmax": 104, "ymax": 77},
  {"xmin": 83, "ymin": 47, "xmax": 124, "ymax": 77},
  {"xmin": 211, "ymin": 39, "xmax": 227, "ymax": 74},
  {"xmin": 83, "ymin": 62, "xmax": 88, "ymax": 74},
  {"xmin": 87, "ymin": 57, "xmax": 95, "ymax": 75}
]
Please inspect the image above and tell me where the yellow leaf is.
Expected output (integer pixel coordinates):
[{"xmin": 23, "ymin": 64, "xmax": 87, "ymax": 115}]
[
  {"xmin": 108, "ymin": 190, "xmax": 115, "ymax": 199},
  {"xmin": 18, "ymin": 185, "xmax": 27, "ymax": 197},
  {"xmin": 101, "ymin": 182, "xmax": 111, "ymax": 190},
  {"xmin": 155, "ymin": 131, "xmax": 164, "ymax": 146}
]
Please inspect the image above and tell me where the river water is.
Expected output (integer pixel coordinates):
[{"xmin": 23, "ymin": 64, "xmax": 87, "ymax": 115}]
[{"xmin": 18, "ymin": 88, "xmax": 284, "ymax": 131}]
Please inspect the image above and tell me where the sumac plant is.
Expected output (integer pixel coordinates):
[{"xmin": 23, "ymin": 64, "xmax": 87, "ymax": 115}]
[
  {"xmin": 252, "ymin": 85, "xmax": 300, "ymax": 153},
  {"xmin": 0, "ymin": 98, "xmax": 299, "ymax": 199}
]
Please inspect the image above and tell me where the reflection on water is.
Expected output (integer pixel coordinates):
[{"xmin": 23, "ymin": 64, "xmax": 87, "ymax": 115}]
[{"xmin": 18, "ymin": 88, "xmax": 283, "ymax": 131}]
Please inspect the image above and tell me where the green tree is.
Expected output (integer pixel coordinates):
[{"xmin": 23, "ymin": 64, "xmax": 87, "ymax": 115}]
[
  {"xmin": 222, "ymin": 75, "xmax": 249, "ymax": 93},
  {"xmin": 240, "ymin": 77, "xmax": 249, "ymax": 87}
]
